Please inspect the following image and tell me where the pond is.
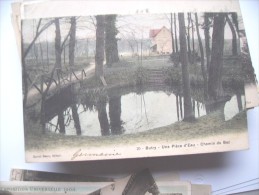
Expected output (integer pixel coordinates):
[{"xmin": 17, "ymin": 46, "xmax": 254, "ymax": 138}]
[{"xmin": 44, "ymin": 85, "xmax": 245, "ymax": 136}]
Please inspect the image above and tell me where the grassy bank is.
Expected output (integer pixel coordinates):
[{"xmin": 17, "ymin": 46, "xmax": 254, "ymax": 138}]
[
  {"xmin": 80, "ymin": 55, "xmax": 247, "ymax": 93},
  {"xmin": 25, "ymin": 109, "xmax": 246, "ymax": 151}
]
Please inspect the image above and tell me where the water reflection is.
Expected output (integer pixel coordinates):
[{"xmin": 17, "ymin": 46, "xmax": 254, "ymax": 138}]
[
  {"xmin": 109, "ymin": 96, "xmax": 124, "ymax": 135},
  {"xmin": 44, "ymin": 86, "xmax": 244, "ymax": 136},
  {"xmin": 97, "ymin": 100, "xmax": 110, "ymax": 136},
  {"xmin": 71, "ymin": 104, "xmax": 82, "ymax": 135},
  {"xmin": 224, "ymin": 94, "xmax": 245, "ymax": 121}
]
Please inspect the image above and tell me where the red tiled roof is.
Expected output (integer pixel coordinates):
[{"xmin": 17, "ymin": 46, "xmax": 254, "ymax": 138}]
[
  {"xmin": 149, "ymin": 26, "xmax": 169, "ymax": 38},
  {"xmin": 149, "ymin": 29, "xmax": 161, "ymax": 38}
]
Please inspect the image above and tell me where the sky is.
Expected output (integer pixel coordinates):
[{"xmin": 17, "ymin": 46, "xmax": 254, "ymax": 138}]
[{"xmin": 22, "ymin": 12, "xmax": 243, "ymax": 44}]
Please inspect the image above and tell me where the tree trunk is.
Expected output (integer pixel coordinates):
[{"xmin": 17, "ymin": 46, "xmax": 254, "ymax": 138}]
[
  {"xmin": 170, "ymin": 13, "xmax": 175, "ymax": 54},
  {"xmin": 58, "ymin": 111, "xmax": 65, "ymax": 134},
  {"xmin": 204, "ymin": 13, "xmax": 211, "ymax": 70},
  {"xmin": 95, "ymin": 15, "xmax": 105, "ymax": 77},
  {"xmin": 174, "ymin": 13, "xmax": 178, "ymax": 53},
  {"xmin": 179, "ymin": 95, "xmax": 183, "ymax": 119},
  {"xmin": 39, "ymin": 40, "xmax": 44, "ymax": 66},
  {"xmin": 105, "ymin": 14, "xmax": 119, "ymax": 67},
  {"xmin": 192, "ymin": 99, "xmax": 195, "ymax": 114},
  {"xmin": 97, "ymin": 100, "xmax": 110, "ymax": 136},
  {"xmin": 236, "ymin": 92, "xmax": 243, "ymax": 112},
  {"xmin": 178, "ymin": 13, "xmax": 195, "ymax": 121},
  {"xmin": 69, "ymin": 17, "xmax": 76, "ymax": 67},
  {"xmin": 71, "ymin": 104, "xmax": 81, "ymax": 135},
  {"xmin": 109, "ymin": 96, "xmax": 123, "ymax": 135},
  {"xmin": 197, "ymin": 102, "xmax": 200, "ymax": 117},
  {"xmin": 176, "ymin": 94, "xmax": 180, "ymax": 121},
  {"xmin": 231, "ymin": 13, "xmax": 239, "ymax": 35},
  {"xmin": 195, "ymin": 13, "xmax": 208, "ymax": 99},
  {"xmin": 63, "ymin": 46, "xmax": 66, "ymax": 65},
  {"xmin": 187, "ymin": 13, "xmax": 191, "ymax": 60},
  {"xmin": 208, "ymin": 13, "xmax": 226, "ymax": 100},
  {"xmin": 46, "ymin": 40, "xmax": 49, "ymax": 67},
  {"xmin": 33, "ymin": 43, "xmax": 38, "ymax": 64},
  {"xmin": 226, "ymin": 14, "xmax": 237, "ymax": 56},
  {"xmin": 191, "ymin": 13, "xmax": 195, "ymax": 55},
  {"xmin": 55, "ymin": 18, "xmax": 62, "ymax": 69}
]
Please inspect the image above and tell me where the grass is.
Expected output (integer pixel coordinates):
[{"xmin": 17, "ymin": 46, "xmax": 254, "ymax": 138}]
[{"xmin": 25, "ymin": 109, "xmax": 247, "ymax": 151}]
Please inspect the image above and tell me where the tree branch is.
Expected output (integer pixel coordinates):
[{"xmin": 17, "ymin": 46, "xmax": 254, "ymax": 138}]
[
  {"xmin": 23, "ymin": 19, "xmax": 55, "ymax": 60},
  {"xmin": 61, "ymin": 28, "xmax": 71, "ymax": 52}
]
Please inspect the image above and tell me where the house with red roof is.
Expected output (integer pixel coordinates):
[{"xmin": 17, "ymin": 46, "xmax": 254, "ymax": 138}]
[{"xmin": 149, "ymin": 26, "xmax": 172, "ymax": 54}]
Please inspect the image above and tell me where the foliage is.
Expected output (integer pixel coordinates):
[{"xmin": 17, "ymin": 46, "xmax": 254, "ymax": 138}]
[
  {"xmin": 164, "ymin": 66, "xmax": 182, "ymax": 85},
  {"xmin": 105, "ymin": 14, "xmax": 119, "ymax": 66},
  {"xmin": 169, "ymin": 52, "xmax": 180, "ymax": 65},
  {"xmin": 80, "ymin": 87, "xmax": 108, "ymax": 108}
]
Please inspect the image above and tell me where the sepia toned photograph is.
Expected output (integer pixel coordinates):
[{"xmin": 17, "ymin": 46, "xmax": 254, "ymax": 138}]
[{"xmin": 18, "ymin": 1, "xmax": 256, "ymax": 162}]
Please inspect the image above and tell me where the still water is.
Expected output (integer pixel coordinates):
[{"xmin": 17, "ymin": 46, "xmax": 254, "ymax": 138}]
[{"xmin": 45, "ymin": 86, "xmax": 244, "ymax": 136}]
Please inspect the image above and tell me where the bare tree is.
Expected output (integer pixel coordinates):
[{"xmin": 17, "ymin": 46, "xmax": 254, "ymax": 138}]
[
  {"xmin": 54, "ymin": 18, "xmax": 62, "ymax": 70},
  {"xmin": 71, "ymin": 104, "xmax": 81, "ymax": 135},
  {"xmin": 195, "ymin": 13, "xmax": 208, "ymax": 99},
  {"xmin": 203, "ymin": 13, "xmax": 212, "ymax": 70},
  {"xmin": 226, "ymin": 14, "xmax": 238, "ymax": 56},
  {"xmin": 170, "ymin": 13, "xmax": 175, "ymax": 54},
  {"xmin": 95, "ymin": 15, "xmax": 105, "ymax": 78},
  {"xmin": 174, "ymin": 13, "xmax": 179, "ymax": 53},
  {"xmin": 40, "ymin": 18, "xmax": 72, "ymax": 132},
  {"xmin": 231, "ymin": 12, "xmax": 239, "ymax": 33},
  {"xmin": 58, "ymin": 111, "xmax": 65, "ymax": 134},
  {"xmin": 178, "ymin": 13, "xmax": 195, "ymax": 121},
  {"xmin": 69, "ymin": 17, "xmax": 77, "ymax": 67},
  {"xmin": 187, "ymin": 13, "xmax": 191, "ymax": 59},
  {"xmin": 109, "ymin": 96, "xmax": 123, "ymax": 135},
  {"xmin": 97, "ymin": 100, "xmax": 110, "ymax": 136},
  {"xmin": 22, "ymin": 18, "xmax": 55, "ymax": 107},
  {"xmin": 208, "ymin": 13, "xmax": 226, "ymax": 100},
  {"xmin": 191, "ymin": 13, "xmax": 195, "ymax": 55}
]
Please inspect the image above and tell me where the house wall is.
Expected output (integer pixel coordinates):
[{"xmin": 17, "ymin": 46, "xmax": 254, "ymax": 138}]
[{"xmin": 153, "ymin": 27, "xmax": 172, "ymax": 54}]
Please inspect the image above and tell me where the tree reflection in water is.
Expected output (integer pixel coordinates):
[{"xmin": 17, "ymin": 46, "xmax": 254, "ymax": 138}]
[
  {"xmin": 96, "ymin": 100, "xmax": 110, "ymax": 136},
  {"xmin": 109, "ymin": 96, "xmax": 124, "ymax": 135},
  {"xmin": 44, "ymin": 85, "xmax": 244, "ymax": 137}
]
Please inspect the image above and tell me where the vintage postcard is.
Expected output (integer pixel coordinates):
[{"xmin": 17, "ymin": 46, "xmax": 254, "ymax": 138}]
[
  {"xmin": 155, "ymin": 181, "xmax": 192, "ymax": 195},
  {"xmin": 0, "ymin": 181, "xmax": 113, "ymax": 195},
  {"xmin": 100, "ymin": 169, "xmax": 157, "ymax": 195},
  {"xmin": 101, "ymin": 169, "xmax": 191, "ymax": 195},
  {"xmin": 10, "ymin": 168, "xmax": 113, "ymax": 182},
  {"xmin": 8, "ymin": 169, "xmax": 160, "ymax": 195},
  {"xmin": 14, "ymin": 0, "xmax": 256, "ymax": 162},
  {"xmin": 245, "ymin": 83, "xmax": 259, "ymax": 109},
  {"xmin": 191, "ymin": 184, "xmax": 211, "ymax": 195},
  {"xmin": 6, "ymin": 168, "xmax": 211, "ymax": 195}
]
